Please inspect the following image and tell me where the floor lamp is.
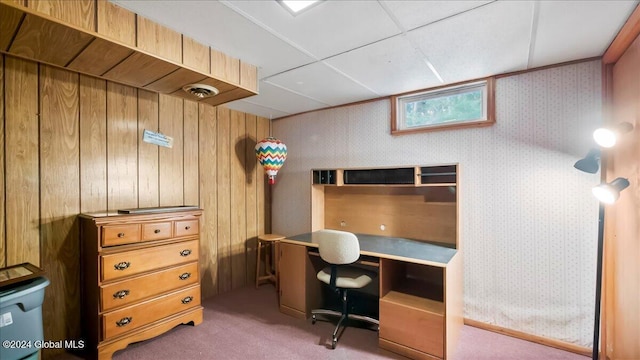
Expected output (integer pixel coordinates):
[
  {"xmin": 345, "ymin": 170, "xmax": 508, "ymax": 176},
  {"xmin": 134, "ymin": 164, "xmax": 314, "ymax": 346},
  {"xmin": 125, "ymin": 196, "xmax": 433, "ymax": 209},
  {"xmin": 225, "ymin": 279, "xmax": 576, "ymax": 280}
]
[
  {"xmin": 592, "ymin": 204, "xmax": 604, "ymax": 360},
  {"xmin": 576, "ymin": 147, "xmax": 631, "ymax": 360}
]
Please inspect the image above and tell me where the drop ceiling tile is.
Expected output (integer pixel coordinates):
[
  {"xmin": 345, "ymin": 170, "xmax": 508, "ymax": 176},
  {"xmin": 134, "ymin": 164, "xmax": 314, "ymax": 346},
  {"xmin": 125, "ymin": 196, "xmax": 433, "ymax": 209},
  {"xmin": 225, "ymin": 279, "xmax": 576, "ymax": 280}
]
[
  {"xmin": 223, "ymin": 100, "xmax": 290, "ymax": 120},
  {"xmin": 241, "ymin": 82, "xmax": 330, "ymax": 116},
  {"xmin": 112, "ymin": 0, "xmax": 314, "ymax": 77},
  {"xmin": 222, "ymin": 0, "xmax": 401, "ymax": 59},
  {"xmin": 406, "ymin": 1, "xmax": 532, "ymax": 84},
  {"xmin": 266, "ymin": 62, "xmax": 380, "ymax": 106},
  {"xmin": 530, "ymin": 0, "xmax": 639, "ymax": 68},
  {"xmin": 325, "ymin": 35, "xmax": 441, "ymax": 96},
  {"xmin": 381, "ymin": 0, "xmax": 493, "ymax": 31}
]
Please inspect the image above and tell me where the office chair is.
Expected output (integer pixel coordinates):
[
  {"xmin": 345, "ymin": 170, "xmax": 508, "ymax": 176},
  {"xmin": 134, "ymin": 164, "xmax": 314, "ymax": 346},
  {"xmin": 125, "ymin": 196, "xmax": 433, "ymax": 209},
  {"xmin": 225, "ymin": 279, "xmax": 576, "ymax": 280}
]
[{"xmin": 311, "ymin": 229, "xmax": 379, "ymax": 349}]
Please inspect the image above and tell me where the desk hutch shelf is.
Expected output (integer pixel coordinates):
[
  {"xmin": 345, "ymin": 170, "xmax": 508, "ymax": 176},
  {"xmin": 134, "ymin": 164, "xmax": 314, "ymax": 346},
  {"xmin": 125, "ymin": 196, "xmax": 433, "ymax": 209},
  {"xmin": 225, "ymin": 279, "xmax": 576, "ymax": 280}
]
[{"xmin": 280, "ymin": 164, "xmax": 461, "ymax": 360}]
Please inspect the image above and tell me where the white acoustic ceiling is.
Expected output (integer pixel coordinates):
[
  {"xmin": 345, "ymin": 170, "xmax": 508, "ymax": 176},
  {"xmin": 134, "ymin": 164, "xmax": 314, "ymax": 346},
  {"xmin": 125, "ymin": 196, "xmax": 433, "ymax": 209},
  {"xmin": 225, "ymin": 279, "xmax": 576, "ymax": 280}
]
[{"xmin": 113, "ymin": 0, "xmax": 639, "ymax": 119}]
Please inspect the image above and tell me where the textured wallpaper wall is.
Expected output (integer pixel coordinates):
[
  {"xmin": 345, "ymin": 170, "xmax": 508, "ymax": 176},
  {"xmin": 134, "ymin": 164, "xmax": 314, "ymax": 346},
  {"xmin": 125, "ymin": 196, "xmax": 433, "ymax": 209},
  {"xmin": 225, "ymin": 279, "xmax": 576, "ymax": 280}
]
[{"xmin": 271, "ymin": 60, "xmax": 602, "ymax": 346}]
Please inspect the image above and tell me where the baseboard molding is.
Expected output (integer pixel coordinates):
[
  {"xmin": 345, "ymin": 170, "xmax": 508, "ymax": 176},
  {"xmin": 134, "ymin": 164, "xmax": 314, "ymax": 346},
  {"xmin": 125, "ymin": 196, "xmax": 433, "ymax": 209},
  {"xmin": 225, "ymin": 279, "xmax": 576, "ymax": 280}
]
[{"xmin": 464, "ymin": 318, "xmax": 591, "ymax": 357}]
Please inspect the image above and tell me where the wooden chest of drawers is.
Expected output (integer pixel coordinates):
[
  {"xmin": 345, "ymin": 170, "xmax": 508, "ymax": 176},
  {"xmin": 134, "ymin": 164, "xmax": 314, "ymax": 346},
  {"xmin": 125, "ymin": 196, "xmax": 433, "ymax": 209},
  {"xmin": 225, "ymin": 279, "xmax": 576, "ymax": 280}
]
[{"xmin": 80, "ymin": 209, "xmax": 203, "ymax": 360}]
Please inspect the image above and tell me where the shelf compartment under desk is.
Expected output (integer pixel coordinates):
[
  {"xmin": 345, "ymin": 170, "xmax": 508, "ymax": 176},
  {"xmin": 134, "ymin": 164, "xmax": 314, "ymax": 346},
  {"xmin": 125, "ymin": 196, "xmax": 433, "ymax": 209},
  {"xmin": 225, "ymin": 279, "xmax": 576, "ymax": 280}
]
[
  {"xmin": 379, "ymin": 258, "xmax": 447, "ymax": 359},
  {"xmin": 380, "ymin": 291, "xmax": 444, "ymax": 359}
]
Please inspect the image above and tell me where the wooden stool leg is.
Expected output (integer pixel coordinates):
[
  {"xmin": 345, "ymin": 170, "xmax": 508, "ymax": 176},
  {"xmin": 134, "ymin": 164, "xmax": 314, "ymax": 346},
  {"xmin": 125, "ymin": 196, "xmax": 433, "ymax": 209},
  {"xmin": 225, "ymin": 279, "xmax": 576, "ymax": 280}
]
[
  {"xmin": 255, "ymin": 239, "xmax": 262, "ymax": 288},
  {"xmin": 265, "ymin": 242, "xmax": 272, "ymax": 277},
  {"xmin": 274, "ymin": 242, "xmax": 279, "ymax": 292}
]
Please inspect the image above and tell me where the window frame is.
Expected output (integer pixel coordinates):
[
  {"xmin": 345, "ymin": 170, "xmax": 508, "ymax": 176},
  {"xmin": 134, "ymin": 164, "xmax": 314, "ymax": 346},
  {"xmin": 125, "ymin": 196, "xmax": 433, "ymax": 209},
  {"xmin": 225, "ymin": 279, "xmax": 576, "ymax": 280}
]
[{"xmin": 391, "ymin": 77, "xmax": 495, "ymax": 135}]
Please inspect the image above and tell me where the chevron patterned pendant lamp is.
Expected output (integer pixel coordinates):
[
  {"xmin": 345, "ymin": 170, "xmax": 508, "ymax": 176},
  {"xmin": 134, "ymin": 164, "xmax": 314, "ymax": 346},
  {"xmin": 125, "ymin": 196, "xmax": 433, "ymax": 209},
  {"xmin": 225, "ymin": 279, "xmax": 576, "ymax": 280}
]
[{"xmin": 255, "ymin": 137, "xmax": 287, "ymax": 185}]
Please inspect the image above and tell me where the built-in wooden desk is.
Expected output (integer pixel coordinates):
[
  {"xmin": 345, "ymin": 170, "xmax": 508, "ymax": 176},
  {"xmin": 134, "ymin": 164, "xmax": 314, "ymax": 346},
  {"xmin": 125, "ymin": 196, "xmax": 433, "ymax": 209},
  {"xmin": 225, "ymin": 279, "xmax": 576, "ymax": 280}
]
[{"xmin": 278, "ymin": 232, "xmax": 462, "ymax": 360}]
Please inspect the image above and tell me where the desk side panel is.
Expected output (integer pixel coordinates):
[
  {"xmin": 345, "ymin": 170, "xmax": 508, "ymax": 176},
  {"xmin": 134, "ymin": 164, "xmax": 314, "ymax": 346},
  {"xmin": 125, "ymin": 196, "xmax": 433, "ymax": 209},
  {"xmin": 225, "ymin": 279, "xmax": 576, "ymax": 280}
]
[
  {"xmin": 279, "ymin": 243, "xmax": 308, "ymax": 317},
  {"xmin": 445, "ymin": 252, "xmax": 463, "ymax": 359}
]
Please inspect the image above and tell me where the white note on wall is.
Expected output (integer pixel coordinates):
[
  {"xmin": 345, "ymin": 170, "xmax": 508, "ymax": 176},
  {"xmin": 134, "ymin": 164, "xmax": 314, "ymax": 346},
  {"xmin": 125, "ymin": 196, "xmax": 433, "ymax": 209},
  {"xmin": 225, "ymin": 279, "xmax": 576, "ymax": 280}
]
[{"xmin": 143, "ymin": 129, "xmax": 173, "ymax": 148}]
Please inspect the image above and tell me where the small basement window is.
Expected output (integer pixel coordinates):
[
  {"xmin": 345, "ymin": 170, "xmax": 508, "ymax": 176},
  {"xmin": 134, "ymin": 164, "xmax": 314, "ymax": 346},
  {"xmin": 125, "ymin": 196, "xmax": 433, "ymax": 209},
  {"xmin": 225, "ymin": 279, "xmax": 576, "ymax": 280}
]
[{"xmin": 391, "ymin": 77, "xmax": 495, "ymax": 134}]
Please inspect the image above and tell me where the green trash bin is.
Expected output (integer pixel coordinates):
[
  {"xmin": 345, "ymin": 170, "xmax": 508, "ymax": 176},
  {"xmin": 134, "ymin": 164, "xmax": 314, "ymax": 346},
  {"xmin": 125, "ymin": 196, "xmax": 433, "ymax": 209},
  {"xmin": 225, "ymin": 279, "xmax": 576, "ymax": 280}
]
[{"xmin": 0, "ymin": 276, "xmax": 50, "ymax": 360}]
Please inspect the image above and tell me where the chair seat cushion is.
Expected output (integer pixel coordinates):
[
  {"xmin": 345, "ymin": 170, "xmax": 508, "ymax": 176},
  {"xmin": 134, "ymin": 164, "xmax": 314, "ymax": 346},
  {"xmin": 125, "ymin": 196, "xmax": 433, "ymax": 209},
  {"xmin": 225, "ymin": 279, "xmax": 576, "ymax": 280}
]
[{"xmin": 317, "ymin": 266, "xmax": 375, "ymax": 289}]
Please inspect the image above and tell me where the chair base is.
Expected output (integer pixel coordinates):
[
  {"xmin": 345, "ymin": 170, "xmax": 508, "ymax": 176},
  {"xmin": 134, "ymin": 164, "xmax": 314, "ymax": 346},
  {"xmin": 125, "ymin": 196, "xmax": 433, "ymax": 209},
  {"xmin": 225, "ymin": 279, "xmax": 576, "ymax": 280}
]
[{"xmin": 311, "ymin": 307, "xmax": 379, "ymax": 349}]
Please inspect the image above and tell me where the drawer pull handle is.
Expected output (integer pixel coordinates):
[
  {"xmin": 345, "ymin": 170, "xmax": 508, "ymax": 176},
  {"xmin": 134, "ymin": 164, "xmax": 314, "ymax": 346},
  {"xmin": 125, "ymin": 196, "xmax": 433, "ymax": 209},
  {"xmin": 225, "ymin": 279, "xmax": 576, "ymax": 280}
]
[
  {"xmin": 180, "ymin": 249, "xmax": 192, "ymax": 257},
  {"xmin": 179, "ymin": 272, "xmax": 191, "ymax": 280},
  {"xmin": 114, "ymin": 261, "xmax": 131, "ymax": 270},
  {"xmin": 117, "ymin": 232, "xmax": 125, "ymax": 238},
  {"xmin": 181, "ymin": 296, "xmax": 193, "ymax": 304},
  {"xmin": 185, "ymin": 226, "xmax": 191, "ymax": 230},
  {"xmin": 116, "ymin": 317, "xmax": 132, "ymax": 327},
  {"xmin": 113, "ymin": 289, "xmax": 130, "ymax": 299},
  {"xmin": 154, "ymin": 229, "xmax": 161, "ymax": 234}
]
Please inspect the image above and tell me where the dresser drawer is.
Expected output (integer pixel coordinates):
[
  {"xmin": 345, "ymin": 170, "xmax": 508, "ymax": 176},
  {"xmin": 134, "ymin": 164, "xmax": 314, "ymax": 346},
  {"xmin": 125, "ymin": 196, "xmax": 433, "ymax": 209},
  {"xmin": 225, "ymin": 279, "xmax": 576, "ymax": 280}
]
[
  {"xmin": 101, "ymin": 240, "xmax": 199, "ymax": 281},
  {"xmin": 102, "ymin": 285, "xmax": 200, "ymax": 340},
  {"xmin": 102, "ymin": 224, "xmax": 140, "ymax": 247},
  {"xmin": 100, "ymin": 262, "xmax": 199, "ymax": 311},
  {"xmin": 174, "ymin": 219, "xmax": 199, "ymax": 237},
  {"xmin": 142, "ymin": 221, "xmax": 172, "ymax": 241}
]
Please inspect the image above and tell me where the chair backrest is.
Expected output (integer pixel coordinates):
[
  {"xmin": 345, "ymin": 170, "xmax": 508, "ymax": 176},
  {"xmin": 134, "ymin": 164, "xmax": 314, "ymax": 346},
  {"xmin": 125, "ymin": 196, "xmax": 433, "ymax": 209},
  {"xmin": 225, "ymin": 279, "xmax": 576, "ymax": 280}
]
[{"xmin": 316, "ymin": 229, "xmax": 360, "ymax": 265}]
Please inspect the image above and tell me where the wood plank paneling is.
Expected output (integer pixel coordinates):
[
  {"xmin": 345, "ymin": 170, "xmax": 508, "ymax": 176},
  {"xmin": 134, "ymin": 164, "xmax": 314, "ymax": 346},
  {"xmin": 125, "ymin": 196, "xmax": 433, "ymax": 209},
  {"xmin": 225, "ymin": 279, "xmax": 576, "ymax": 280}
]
[
  {"xmin": 604, "ymin": 33, "xmax": 640, "ymax": 360},
  {"xmin": 97, "ymin": 0, "xmax": 136, "ymax": 46},
  {"xmin": 240, "ymin": 61, "xmax": 257, "ymax": 92},
  {"xmin": 217, "ymin": 106, "xmax": 232, "ymax": 293},
  {"xmin": 144, "ymin": 67, "xmax": 208, "ymax": 94},
  {"xmin": 211, "ymin": 48, "xmax": 239, "ymax": 85},
  {"xmin": 2, "ymin": 0, "xmax": 26, "ymax": 6},
  {"xmin": 257, "ymin": 117, "xmax": 270, "ymax": 234},
  {"xmin": 79, "ymin": 75, "xmax": 107, "ymax": 213},
  {"xmin": 39, "ymin": 64, "xmax": 80, "ymax": 357},
  {"xmin": 0, "ymin": 56, "xmax": 4, "ymax": 267},
  {"xmin": 159, "ymin": 94, "xmax": 184, "ymax": 206},
  {"xmin": 0, "ymin": 4, "xmax": 24, "ymax": 52},
  {"xmin": 1, "ymin": 55, "xmax": 269, "ymax": 359},
  {"xmin": 245, "ymin": 114, "xmax": 258, "ymax": 285},
  {"xmin": 138, "ymin": 89, "xmax": 159, "ymax": 208},
  {"xmin": 102, "ymin": 52, "xmax": 179, "ymax": 88},
  {"xmin": 199, "ymin": 103, "xmax": 218, "ymax": 297},
  {"xmin": 4, "ymin": 56, "xmax": 39, "ymax": 267},
  {"xmin": 230, "ymin": 110, "xmax": 246, "ymax": 289},
  {"xmin": 183, "ymin": 36, "xmax": 210, "ymax": 74},
  {"xmin": 137, "ymin": 15, "xmax": 182, "ymax": 64},
  {"xmin": 28, "ymin": 0, "xmax": 95, "ymax": 32},
  {"xmin": 107, "ymin": 82, "xmax": 138, "ymax": 211},
  {"xmin": 10, "ymin": 14, "xmax": 94, "ymax": 67},
  {"xmin": 67, "ymin": 38, "xmax": 134, "ymax": 76},
  {"xmin": 184, "ymin": 100, "xmax": 199, "ymax": 206}
]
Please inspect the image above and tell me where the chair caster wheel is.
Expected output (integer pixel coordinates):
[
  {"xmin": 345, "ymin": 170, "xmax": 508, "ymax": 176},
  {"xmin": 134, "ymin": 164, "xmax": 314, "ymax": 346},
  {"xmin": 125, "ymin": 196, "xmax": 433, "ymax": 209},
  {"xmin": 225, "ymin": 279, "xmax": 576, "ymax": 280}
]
[
  {"xmin": 312, "ymin": 315, "xmax": 316, "ymax": 324},
  {"xmin": 331, "ymin": 338, "xmax": 337, "ymax": 349}
]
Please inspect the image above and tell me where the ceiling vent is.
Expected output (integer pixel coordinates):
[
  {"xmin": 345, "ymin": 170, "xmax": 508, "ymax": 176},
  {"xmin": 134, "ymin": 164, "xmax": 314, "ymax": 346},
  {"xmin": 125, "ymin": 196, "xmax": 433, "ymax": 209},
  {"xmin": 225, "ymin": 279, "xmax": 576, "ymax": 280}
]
[{"xmin": 182, "ymin": 84, "xmax": 220, "ymax": 99}]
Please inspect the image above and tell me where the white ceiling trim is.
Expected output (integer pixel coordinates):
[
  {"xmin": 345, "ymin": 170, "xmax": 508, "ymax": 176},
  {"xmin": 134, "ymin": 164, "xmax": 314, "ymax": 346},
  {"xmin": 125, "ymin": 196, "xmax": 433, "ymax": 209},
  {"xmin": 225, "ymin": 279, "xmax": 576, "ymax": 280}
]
[
  {"xmin": 527, "ymin": 1, "xmax": 541, "ymax": 69},
  {"xmin": 377, "ymin": 1, "xmax": 444, "ymax": 83},
  {"xmin": 321, "ymin": 62, "xmax": 382, "ymax": 96},
  {"xmin": 261, "ymin": 79, "xmax": 332, "ymax": 108}
]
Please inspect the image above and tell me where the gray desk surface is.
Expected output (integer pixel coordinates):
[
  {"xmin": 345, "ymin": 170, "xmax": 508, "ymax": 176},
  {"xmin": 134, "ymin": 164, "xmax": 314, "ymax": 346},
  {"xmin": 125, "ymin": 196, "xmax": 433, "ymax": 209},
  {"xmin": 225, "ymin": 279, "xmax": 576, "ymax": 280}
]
[{"xmin": 283, "ymin": 232, "xmax": 457, "ymax": 267}]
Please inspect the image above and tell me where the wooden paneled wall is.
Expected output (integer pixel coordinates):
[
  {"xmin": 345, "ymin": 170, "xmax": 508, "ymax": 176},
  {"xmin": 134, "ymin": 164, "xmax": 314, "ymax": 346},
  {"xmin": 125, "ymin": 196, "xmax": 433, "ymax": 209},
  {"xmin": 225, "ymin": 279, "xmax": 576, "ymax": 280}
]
[
  {"xmin": 0, "ymin": 54, "xmax": 270, "ymax": 358},
  {"xmin": 602, "ymin": 33, "xmax": 640, "ymax": 360}
]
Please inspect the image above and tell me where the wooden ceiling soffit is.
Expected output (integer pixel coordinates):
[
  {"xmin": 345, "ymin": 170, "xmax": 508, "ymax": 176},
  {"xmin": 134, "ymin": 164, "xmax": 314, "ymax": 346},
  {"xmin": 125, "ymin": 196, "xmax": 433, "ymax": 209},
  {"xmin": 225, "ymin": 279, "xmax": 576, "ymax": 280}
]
[
  {"xmin": 199, "ymin": 88, "xmax": 256, "ymax": 107},
  {"xmin": 68, "ymin": 38, "xmax": 134, "ymax": 75},
  {"xmin": 0, "ymin": 1, "xmax": 258, "ymax": 105},
  {"xmin": 0, "ymin": 5, "xmax": 23, "ymax": 51},
  {"xmin": 144, "ymin": 67, "xmax": 209, "ymax": 93},
  {"xmin": 102, "ymin": 52, "xmax": 179, "ymax": 88},
  {"xmin": 10, "ymin": 14, "xmax": 94, "ymax": 66}
]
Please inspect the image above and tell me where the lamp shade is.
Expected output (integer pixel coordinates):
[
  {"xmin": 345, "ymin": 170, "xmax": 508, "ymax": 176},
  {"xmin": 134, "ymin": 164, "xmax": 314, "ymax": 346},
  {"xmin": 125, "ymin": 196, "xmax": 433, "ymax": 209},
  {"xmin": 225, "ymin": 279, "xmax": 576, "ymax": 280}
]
[
  {"xmin": 592, "ymin": 177, "xmax": 630, "ymax": 204},
  {"xmin": 593, "ymin": 122, "xmax": 633, "ymax": 148},
  {"xmin": 574, "ymin": 149, "xmax": 600, "ymax": 174},
  {"xmin": 255, "ymin": 137, "xmax": 287, "ymax": 185}
]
